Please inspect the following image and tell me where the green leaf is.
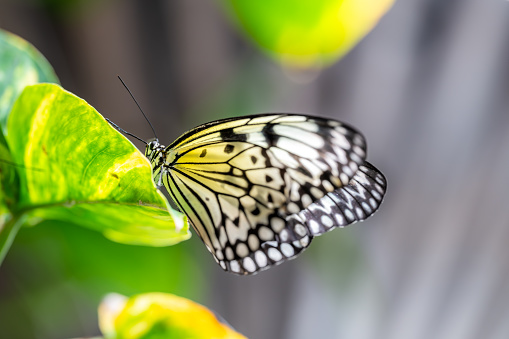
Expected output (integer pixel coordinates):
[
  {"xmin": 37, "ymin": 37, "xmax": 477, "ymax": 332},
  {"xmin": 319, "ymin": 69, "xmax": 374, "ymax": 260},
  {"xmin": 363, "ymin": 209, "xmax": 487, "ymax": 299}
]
[
  {"xmin": 0, "ymin": 29, "xmax": 59, "ymax": 132},
  {"xmin": 1, "ymin": 83, "xmax": 189, "ymax": 260},
  {"xmin": 0, "ymin": 128, "xmax": 19, "ymax": 212},
  {"xmin": 0, "ymin": 122, "xmax": 22, "ymax": 263},
  {"xmin": 223, "ymin": 0, "xmax": 395, "ymax": 69},
  {"xmin": 98, "ymin": 293, "xmax": 247, "ymax": 339}
]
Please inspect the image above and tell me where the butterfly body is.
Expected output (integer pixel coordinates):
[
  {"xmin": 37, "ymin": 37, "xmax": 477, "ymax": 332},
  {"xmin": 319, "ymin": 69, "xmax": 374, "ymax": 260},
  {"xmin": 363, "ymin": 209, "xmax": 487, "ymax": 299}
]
[{"xmin": 144, "ymin": 114, "xmax": 386, "ymax": 275}]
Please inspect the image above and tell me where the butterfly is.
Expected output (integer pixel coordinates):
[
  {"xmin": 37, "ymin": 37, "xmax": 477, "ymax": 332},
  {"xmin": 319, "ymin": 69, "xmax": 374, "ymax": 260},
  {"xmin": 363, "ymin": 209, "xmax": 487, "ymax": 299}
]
[{"xmin": 143, "ymin": 113, "xmax": 386, "ymax": 275}]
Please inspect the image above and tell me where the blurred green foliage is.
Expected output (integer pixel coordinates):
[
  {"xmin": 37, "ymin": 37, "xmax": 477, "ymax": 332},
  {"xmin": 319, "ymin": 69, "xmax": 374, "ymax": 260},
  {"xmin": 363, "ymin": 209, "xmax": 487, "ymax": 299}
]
[
  {"xmin": 0, "ymin": 220, "xmax": 205, "ymax": 339},
  {"xmin": 0, "ymin": 29, "xmax": 58, "ymax": 133},
  {"xmin": 223, "ymin": 0, "xmax": 395, "ymax": 69}
]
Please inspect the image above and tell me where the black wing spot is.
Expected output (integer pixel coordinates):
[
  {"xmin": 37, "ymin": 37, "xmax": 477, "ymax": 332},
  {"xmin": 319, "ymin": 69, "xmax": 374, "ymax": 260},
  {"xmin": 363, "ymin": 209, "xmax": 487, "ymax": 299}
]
[
  {"xmin": 251, "ymin": 155, "xmax": 258, "ymax": 164},
  {"xmin": 220, "ymin": 128, "xmax": 234, "ymax": 139},
  {"xmin": 236, "ymin": 133, "xmax": 247, "ymax": 142},
  {"xmin": 267, "ymin": 194, "xmax": 273, "ymax": 204},
  {"xmin": 219, "ymin": 129, "xmax": 247, "ymax": 142},
  {"xmin": 265, "ymin": 175, "xmax": 273, "ymax": 183},
  {"xmin": 251, "ymin": 206, "xmax": 260, "ymax": 216},
  {"xmin": 200, "ymin": 149, "xmax": 207, "ymax": 158},
  {"xmin": 224, "ymin": 144, "xmax": 234, "ymax": 154}
]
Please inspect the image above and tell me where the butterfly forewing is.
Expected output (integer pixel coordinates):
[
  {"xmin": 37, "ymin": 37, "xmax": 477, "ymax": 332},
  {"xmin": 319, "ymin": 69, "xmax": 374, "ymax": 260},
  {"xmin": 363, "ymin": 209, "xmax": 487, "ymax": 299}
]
[{"xmin": 154, "ymin": 114, "xmax": 384, "ymax": 275}]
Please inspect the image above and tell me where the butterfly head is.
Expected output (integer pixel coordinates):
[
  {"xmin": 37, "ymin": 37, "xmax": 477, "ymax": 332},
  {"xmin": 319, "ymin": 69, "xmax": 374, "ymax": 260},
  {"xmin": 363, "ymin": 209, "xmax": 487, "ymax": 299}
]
[{"xmin": 145, "ymin": 139, "xmax": 166, "ymax": 167}]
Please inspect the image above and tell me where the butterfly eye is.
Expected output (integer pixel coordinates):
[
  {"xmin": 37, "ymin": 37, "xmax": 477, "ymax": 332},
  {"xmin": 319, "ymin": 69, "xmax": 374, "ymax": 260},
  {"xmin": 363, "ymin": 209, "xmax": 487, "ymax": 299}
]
[
  {"xmin": 144, "ymin": 143, "xmax": 153, "ymax": 156},
  {"xmin": 144, "ymin": 140, "xmax": 160, "ymax": 159}
]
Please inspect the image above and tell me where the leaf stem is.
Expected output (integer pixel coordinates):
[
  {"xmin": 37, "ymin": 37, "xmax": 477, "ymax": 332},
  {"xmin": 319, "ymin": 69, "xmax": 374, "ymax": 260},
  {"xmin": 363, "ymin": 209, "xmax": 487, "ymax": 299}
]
[{"xmin": 0, "ymin": 213, "xmax": 24, "ymax": 266}]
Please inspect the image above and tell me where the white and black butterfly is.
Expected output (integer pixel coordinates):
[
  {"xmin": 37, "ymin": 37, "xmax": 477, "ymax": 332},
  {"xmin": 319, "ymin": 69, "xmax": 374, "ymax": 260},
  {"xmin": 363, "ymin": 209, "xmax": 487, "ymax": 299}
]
[{"xmin": 142, "ymin": 113, "xmax": 386, "ymax": 275}]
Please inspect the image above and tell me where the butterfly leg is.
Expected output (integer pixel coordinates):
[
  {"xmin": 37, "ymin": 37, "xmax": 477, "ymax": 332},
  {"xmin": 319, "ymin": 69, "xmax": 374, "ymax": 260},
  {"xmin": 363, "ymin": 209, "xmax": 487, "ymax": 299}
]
[{"xmin": 157, "ymin": 168, "xmax": 165, "ymax": 188}]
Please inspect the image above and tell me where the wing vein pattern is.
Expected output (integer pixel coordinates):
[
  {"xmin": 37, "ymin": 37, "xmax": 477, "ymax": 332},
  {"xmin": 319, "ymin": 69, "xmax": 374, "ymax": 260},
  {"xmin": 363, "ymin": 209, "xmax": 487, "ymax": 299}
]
[{"xmin": 145, "ymin": 113, "xmax": 386, "ymax": 275}]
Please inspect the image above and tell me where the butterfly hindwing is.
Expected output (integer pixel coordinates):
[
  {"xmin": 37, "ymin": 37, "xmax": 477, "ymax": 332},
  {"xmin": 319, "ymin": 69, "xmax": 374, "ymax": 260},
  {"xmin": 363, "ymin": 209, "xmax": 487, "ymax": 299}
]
[
  {"xmin": 284, "ymin": 162, "xmax": 387, "ymax": 240},
  {"xmin": 154, "ymin": 114, "xmax": 383, "ymax": 275}
]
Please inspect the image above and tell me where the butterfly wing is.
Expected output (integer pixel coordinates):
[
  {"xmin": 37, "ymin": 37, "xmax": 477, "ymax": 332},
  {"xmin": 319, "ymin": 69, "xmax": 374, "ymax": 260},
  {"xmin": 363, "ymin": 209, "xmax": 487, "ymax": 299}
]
[
  {"xmin": 161, "ymin": 114, "xmax": 384, "ymax": 275},
  {"xmin": 285, "ymin": 162, "xmax": 386, "ymax": 239}
]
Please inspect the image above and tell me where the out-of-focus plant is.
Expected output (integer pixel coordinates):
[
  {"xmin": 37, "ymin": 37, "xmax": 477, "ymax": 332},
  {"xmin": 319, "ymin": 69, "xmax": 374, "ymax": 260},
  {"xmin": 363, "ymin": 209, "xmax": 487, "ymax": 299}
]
[
  {"xmin": 97, "ymin": 293, "xmax": 247, "ymax": 339},
  {"xmin": 0, "ymin": 29, "xmax": 58, "ymax": 132},
  {"xmin": 223, "ymin": 0, "xmax": 395, "ymax": 70}
]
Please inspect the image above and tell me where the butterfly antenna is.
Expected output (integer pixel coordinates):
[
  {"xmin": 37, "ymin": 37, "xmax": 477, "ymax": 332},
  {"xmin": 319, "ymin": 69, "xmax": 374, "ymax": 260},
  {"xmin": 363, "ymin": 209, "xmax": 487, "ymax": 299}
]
[
  {"xmin": 106, "ymin": 118, "xmax": 147, "ymax": 145},
  {"xmin": 118, "ymin": 76, "xmax": 159, "ymax": 142}
]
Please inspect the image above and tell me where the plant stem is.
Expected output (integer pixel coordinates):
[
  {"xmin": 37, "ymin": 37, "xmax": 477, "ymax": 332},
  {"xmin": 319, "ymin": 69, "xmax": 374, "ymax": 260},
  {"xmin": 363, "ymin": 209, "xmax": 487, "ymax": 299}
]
[{"xmin": 0, "ymin": 213, "xmax": 24, "ymax": 266}]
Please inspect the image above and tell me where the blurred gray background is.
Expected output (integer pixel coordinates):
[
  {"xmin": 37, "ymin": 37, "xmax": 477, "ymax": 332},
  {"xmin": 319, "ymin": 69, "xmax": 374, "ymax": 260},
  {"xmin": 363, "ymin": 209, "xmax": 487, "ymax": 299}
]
[{"xmin": 1, "ymin": 0, "xmax": 509, "ymax": 338}]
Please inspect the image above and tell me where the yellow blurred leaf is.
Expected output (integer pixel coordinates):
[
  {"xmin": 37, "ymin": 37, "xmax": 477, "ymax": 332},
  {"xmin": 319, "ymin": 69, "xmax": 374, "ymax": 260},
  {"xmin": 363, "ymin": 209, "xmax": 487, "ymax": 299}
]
[
  {"xmin": 224, "ymin": 0, "xmax": 395, "ymax": 70},
  {"xmin": 99, "ymin": 293, "xmax": 247, "ymax": 339}
]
